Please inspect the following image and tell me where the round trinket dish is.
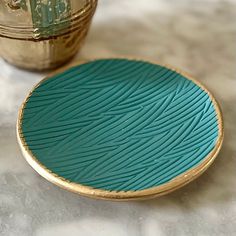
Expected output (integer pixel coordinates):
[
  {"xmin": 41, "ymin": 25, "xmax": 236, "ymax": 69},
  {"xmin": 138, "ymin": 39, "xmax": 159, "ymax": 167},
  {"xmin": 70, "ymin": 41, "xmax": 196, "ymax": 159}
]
[{"xmin": 17, "ymin": 58, "xmax": 223, "ymax": 200}]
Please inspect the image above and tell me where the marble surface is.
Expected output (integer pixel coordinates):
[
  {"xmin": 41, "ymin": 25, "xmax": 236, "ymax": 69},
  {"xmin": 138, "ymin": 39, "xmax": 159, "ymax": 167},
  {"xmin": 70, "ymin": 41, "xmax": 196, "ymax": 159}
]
[{"xmin": 0, "ymin": 0, "xmax": 235, "ymax": 235}]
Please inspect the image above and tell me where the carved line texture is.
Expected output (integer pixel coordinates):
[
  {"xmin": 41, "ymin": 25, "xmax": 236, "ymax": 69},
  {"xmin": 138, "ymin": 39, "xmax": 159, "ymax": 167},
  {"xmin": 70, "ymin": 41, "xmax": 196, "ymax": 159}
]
[{"xmin": 21, "ymin": 59, "xmax": 219, "ymax": 191}]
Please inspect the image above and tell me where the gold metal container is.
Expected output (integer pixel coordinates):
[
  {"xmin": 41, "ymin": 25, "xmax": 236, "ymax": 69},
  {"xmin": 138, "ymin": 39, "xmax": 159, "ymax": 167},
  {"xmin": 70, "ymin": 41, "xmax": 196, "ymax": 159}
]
[{"xmin": 0, "ymin": 0, "xmax": 97, "ymax": 70}]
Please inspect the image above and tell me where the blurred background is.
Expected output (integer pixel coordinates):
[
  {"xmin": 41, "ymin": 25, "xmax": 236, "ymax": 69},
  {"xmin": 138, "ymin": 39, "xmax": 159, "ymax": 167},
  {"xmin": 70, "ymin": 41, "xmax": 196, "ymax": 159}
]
[{"xmin": 0, "ymin": 0, "xmax": 235, "ymax": 235}]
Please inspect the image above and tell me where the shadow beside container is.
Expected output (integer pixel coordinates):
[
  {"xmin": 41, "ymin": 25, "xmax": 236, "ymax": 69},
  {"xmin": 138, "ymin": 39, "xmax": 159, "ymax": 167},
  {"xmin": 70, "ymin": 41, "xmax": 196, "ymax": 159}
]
[{"xmin": 0, "ymin": 0, "xmax": 97, "ymax": 70}]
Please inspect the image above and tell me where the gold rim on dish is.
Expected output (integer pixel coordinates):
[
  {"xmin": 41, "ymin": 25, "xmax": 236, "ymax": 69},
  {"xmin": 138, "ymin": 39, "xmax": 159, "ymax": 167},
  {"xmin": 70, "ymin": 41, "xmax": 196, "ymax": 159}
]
[{"xmin": 17, "ymin": 58, "xmax": 224, "ymax": 201}]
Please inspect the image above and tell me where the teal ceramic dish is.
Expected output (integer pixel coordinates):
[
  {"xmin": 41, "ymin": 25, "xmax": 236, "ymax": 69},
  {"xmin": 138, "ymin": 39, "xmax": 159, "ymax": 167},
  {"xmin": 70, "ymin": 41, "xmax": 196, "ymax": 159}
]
[{"xmin": 17, "ymin": 58, "xmax": 223, "ymax": 200}]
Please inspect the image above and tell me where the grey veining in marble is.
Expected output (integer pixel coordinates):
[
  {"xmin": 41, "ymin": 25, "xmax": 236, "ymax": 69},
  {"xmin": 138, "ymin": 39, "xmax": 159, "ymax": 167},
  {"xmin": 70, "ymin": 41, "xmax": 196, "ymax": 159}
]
[{"xmin": 0, "ymin": 0, "xmax": 236, "ymax": 235}]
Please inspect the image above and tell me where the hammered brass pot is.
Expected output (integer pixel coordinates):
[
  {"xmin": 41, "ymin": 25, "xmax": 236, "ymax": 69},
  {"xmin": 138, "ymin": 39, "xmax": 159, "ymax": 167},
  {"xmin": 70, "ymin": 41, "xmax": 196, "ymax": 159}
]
[{"xmin": 0, "ymin": 0, "xmax": 97, "ymax": 70}]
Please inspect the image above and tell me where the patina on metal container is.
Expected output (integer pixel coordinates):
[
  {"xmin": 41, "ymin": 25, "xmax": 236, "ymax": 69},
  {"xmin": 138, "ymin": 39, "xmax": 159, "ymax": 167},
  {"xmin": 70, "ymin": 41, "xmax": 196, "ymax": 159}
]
[{"xmin": 0, "ymin": 0, "xmax": 97, "ymax": 70}]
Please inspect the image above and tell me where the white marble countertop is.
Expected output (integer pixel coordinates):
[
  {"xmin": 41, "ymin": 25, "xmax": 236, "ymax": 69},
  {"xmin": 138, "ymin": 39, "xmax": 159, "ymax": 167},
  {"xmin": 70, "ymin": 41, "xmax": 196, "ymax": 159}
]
[{"xmin": 0, "ymin": 0, "xmax": 236, "ymax": 235}]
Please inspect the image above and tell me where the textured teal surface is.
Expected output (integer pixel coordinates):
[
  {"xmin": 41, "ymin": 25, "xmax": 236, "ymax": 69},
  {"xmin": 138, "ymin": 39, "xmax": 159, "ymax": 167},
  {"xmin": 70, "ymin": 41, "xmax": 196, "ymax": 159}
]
[{"xmin": 21, "ymin": 59, "xmax": 219, "ymax": 191}]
